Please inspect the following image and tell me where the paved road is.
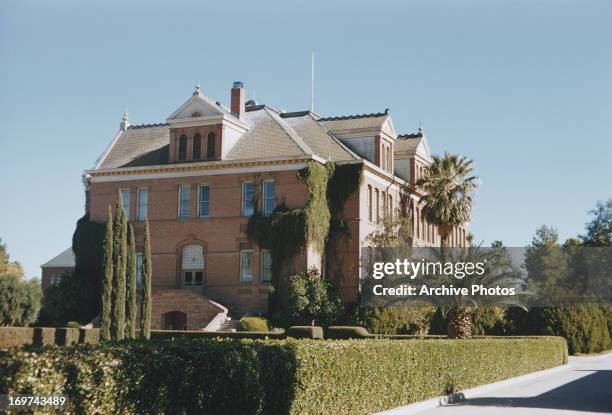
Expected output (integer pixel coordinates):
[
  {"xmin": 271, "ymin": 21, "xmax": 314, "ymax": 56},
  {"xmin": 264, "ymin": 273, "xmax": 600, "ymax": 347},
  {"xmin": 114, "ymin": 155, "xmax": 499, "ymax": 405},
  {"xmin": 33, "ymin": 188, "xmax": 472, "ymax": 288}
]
[{"xmin": 418, "ymin": 353, "xmax": 612, "ymax": 415}]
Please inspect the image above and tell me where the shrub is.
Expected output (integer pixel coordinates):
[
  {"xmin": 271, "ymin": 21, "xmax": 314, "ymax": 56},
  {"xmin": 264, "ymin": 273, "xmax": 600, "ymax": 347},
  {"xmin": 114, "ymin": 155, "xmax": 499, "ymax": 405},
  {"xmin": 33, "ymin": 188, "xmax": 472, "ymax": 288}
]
[
  {"xmin": 510, "ymin": 306, "xmax": 610, "ymax": 354},
  {"xmin": 284, "ymin": 269, "xmax": 343, "ymax": 327},
  {"xmin": 0, "ymin": 337, "xmax": 567, "ymax": 415},
  {"xmin": 326, "ymin": 326, "xmax": 370, "ymax": 339},
  {"xmin": 286, "ymin": 326, "xmax": 323, "ymax": 339},
  {"xmin": 239, "ymin": 317, "xmax": 270, "ymax": 332},
  {"xmin": 66, "ymin": 321, "xmax": 81, "ymax": 328},
  {"xmin": 356, "ymin": 306, "xmax": 435, "ymax": 335},
  {"xmin": 472, "ymin": 306, "xmax": 508, "ymax": 335}
]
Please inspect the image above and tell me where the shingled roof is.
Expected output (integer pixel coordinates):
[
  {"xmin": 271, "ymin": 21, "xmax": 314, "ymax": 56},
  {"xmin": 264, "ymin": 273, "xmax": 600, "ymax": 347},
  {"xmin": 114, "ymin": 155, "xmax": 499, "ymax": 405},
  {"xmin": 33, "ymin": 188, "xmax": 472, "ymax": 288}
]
[{"xmin": 94, "ymin": 104, "xmax": 375, "ymax": 169}]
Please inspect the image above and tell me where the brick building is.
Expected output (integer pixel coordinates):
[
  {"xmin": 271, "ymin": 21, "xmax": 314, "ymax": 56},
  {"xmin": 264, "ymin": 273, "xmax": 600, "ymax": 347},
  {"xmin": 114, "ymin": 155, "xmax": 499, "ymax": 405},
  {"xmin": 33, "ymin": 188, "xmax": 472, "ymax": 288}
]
[
  {"xmin": 40, "ymin": 247, "xmax": 75, "ymax": 290},
  {"xmin": 81, "ymin": 82, "xmax": 467, "ymax": 330}
]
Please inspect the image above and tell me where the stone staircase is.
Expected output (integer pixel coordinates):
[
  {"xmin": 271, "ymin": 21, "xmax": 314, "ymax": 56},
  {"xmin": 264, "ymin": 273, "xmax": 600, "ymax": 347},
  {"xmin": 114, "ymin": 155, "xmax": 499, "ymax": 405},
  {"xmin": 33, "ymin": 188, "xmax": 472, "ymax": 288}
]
[{"xmin": 217, "ymin": 317, "xmax": 240, "ymax": 332}]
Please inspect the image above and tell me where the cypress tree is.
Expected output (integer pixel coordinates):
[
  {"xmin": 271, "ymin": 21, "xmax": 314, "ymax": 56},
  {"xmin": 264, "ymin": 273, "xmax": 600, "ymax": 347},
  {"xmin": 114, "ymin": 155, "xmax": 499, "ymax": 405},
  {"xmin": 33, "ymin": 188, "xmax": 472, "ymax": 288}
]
[
  {"xmin": 101, "ymin": 206, "xmax": 113, "ymax": 341},
  {"xmin": 140, "ymin": 219, "xmax": 152, "ymax": 339},
  {"xmin": 111, "ymin": 195, "xmax": 127, "ymax": 340},
  {"xmin": 125, "ymin": 224, "xmax": 137, "ymax": 339}
]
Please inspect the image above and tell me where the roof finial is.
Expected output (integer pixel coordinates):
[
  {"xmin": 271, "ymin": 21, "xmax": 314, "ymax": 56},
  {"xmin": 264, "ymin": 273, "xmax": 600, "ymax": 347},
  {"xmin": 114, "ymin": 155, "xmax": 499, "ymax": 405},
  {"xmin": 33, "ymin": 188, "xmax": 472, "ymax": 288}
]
[
  {"xmin": 193, "ymin": 81, "xmax": 201, "ymax": 96},
  {"xmin": 120, "ymin": 108, "xmax": 130, "ymax": 131},
  {"xmin": 418, "ymin": 121, "xmax": 423, "ymax": 136}
]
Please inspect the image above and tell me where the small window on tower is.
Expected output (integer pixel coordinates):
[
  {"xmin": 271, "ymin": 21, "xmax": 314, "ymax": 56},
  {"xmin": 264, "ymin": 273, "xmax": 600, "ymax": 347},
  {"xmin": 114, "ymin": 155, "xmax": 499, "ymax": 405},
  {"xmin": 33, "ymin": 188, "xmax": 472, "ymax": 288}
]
[
  {"xmin": 193, "ymin": 133, "xmax": 201, "ymax": 160},
  {"xmin": 178, "ymin": 134, "xmax": 187, "ymax": 161}
]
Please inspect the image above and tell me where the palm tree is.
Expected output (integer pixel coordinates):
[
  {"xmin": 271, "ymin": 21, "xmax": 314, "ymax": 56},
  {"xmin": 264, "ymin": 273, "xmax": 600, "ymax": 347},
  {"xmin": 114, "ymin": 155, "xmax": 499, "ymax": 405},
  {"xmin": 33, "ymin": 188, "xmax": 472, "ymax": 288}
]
[
  {"xmin": 416, "ymin": 153, "xmax": 478, "ymax": 247},
  {"xmin": 416, "ymin": 153, "xmax": 478, "ymax": 337}
]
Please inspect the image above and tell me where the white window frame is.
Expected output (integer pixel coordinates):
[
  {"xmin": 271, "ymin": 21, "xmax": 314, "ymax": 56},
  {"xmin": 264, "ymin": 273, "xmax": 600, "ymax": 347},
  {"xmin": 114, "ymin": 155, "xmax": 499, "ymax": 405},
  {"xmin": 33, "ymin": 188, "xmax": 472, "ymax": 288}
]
[
  {"xmin": 260, "ymin": 249, "xmax": 272, "ymax": 283},
  {"xmin": 136, "ymin": 188, "xmax": 148, "ymax": 222},
  {"xmin": 240, "ymin": 249, "xmax": 253, "ymax": 284},
  {"xmin": 262, "ymin": 180, "xmax": 276, "ymax": 217},
  {"xmin": 178, "ymin": 185, "xmax": 191, "ymax": 220},
  {"xmin": 197, "ymin": 184, "xmax": 210, "ymax": 218},
  {"xmin": 242, "ymin": 182, "xmax": 255, "ymax": 216}
]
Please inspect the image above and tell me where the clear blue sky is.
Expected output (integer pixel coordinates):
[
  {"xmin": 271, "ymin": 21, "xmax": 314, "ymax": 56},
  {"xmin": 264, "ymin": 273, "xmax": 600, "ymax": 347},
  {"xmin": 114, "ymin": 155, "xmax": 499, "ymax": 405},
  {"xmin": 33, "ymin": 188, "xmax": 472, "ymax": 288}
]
[{"xmin": 1, "ymin": 0, "xmax": 611, "ymax": 278}]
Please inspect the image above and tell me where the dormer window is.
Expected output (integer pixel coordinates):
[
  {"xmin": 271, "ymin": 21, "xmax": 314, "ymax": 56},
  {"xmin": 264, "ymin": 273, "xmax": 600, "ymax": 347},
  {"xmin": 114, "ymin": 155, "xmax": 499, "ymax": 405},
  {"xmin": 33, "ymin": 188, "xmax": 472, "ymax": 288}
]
[
  {"xmin": 193, "ymin": 133, "xmax": 201, "ymax": 160},
  {"xmin": 206, "ymin": 132, "xmax": 216, "ymax": 160},
  {"xmin": 178, "ymin": 134, "xmax": 187, "ymax": 161}
]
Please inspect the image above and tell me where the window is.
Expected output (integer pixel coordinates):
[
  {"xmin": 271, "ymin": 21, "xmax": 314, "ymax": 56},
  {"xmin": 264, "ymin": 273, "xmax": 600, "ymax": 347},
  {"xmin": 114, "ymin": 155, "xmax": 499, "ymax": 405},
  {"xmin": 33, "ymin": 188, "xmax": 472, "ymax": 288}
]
[
  {"xmin": 242, "ymin": 183, "xmax": 255, "ymax": 216},
  {"xmin": 388, "ymin": 195, "xmax": 393, "ymax": 218},
  {"xmin": 240, "ymin": 250, "xmax": 253, "ymax": 283},
  {"xmin": 50, "ymin": 274, "xmax": 62, "ymax": 286},
  {"xmin": 178, "ymin": 185, "xmax": 191, "ymax": 219},
  {"xmin": 193, "ymin": 133, "xmax": 201, "ymax": 160},
  {"xmin": 261, "ymin": 249, "xmax": 272, "ymax": 283},
  {"xmin": 367, "ymin": 185, "xmax": 372, "ymax": 222},
  {"xmin": 137, "ymin": 188, "xmax": 148, "ymax": 221},
  {"xmin": 262, "ymin": 181, "xmax": 276, "ymax": 216},
  {"xmin": 136, "ymin": 253, "xmax": 143, "ymax": 287},
  {"xmin": 206, "ymin": 132, "xmax": 216, "ymax": 159},
  {"xmin": 375, "ymin": 189, "xmax": 380, "ymax": 223},
  {"xmin": 182, "ymin": 245, "xmax": 204, "ymax": 287},
  {"xmin": 178, "ymin": 134, "xmax": 187, "ymax": 161},
  {"xmin": 120, "ymin": 188, "xmax": 130, "ymax": 218},
  {"xmin": 198, "ymin": 185, "xmax": 210, "ymax": 218}
]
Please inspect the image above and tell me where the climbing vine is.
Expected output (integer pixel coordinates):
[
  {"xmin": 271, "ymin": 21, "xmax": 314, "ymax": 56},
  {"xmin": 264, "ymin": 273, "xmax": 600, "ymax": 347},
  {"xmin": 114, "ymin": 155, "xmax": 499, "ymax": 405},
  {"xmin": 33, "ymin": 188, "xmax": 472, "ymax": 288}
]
[{"xmin": 246, "ymin": 160, "xmax": 364, "ymax": 307}]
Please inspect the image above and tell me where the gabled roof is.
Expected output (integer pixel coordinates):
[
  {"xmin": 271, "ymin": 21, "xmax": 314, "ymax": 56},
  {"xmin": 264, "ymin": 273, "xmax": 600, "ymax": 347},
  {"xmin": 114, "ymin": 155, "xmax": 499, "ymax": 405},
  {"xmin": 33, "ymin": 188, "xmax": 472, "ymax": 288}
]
[
  {"xmin": 319, "ymin": 111, "xmax": 390, "ymax": 132},
  {"xmin": 395, "ymin": 132, "xmax": 432, "ymax": 162},
  {"xmin": 42, "ymin": 248, "xmax": 75, "ymax": 268},
  {"xmin": 96, "ymin": 124, "xmax": 170, "ymax": 169}
]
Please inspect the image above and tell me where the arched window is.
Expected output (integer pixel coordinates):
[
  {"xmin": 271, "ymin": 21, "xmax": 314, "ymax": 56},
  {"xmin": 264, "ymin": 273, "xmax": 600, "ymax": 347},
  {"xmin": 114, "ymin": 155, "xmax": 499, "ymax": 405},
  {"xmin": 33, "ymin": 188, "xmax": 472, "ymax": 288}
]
[
  {"xmin": 206, "ymin": 132, "xmax": 216, "ymax": 159},
  {"xmin": 181, "ymin": 245, "xmax": 204, "ymax": 287},
  {"xmin": 178, "ymin": 134, "xmax": 187, "ymax": 161},
  {"xmin": 193, "ymin": 133, "xmax": 201, "ymax": 160}
]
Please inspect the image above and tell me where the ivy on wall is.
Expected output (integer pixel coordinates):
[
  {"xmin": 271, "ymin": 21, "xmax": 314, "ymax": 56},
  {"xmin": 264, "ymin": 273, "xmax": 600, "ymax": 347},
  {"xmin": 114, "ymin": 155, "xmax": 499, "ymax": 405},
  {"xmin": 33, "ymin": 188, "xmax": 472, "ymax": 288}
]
[{"xmin": 246, "ymin": 160, "xmax": 364, "ymax": 302}]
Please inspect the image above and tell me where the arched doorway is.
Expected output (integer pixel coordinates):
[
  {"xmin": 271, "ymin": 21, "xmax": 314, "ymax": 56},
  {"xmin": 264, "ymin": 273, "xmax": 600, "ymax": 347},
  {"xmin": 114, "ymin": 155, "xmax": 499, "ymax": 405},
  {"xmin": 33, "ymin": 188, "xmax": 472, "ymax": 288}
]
[{"xmin": 162, "ymin": 311, "xmax": 187, "ymax": 330}]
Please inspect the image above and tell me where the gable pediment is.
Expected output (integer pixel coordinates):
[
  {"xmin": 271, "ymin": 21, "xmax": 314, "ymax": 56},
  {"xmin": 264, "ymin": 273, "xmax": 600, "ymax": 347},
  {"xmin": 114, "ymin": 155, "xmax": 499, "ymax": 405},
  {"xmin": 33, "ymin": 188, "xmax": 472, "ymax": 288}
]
[{"xmin": 167, "ymin": 94, "xmax": 226, "ymax": 121}]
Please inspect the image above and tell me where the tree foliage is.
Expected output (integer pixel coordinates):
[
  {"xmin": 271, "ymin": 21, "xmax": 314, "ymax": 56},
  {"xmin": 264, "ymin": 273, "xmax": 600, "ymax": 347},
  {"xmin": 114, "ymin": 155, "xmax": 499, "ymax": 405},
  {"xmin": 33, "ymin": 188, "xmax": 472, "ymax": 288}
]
[
  {"xmin": 125, "ymin": 224, "xmax": 137, "ymax": 339},
  {"xmin": 101, "ymin": 207, "xmax": 114, "ymax": 341},
  {"xmin": 283, "ymin": 268, "xmax": 343, "ymax": 327},
  {"xmin": 140, "ymin": 219, "xmax": 152, "ymax": 339},
  {"xmin": 0, "ymin": 239, "xmax": 41, "ymax": 326},
  {"xmin": 581, "ymin": 199, "xmax": 612, "ymax": 247},
  {"xmin": 111, "ymin": 197, "xmax": 127, "ymax": 340},
  {"xmin": 416, "ymin": 153, "xmax": 478, "ymax": 246}
]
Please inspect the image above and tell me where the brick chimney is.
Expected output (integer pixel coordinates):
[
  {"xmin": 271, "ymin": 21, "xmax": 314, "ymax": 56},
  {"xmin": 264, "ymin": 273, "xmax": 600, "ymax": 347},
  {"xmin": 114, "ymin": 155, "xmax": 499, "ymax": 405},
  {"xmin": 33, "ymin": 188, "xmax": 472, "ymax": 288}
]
[{"xmin": 231, "ymin": 81, "xmax": 245, "ymax": 119}]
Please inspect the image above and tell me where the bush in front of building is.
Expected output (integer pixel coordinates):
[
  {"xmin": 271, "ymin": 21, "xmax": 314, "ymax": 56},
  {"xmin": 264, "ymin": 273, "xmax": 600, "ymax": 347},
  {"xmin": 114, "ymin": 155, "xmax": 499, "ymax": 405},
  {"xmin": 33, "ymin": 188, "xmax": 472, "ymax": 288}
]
[
  {"xmin": 239, "ymin": 316, "xmax": 270, "ymax": 332},
  {"xmin": 281, "ymin": 268, "xmax": 344, "ymax": 328},
  {"xmin": 509, "ymin": 306, "xmax": 610, "ymax": 354},
  {"xmin": 0, "ymin": 336, "xmax": 567, "ymax": 415},
  {"xmin": 355, "ymin": 306, "xmax": 436, "ymax": 335}
]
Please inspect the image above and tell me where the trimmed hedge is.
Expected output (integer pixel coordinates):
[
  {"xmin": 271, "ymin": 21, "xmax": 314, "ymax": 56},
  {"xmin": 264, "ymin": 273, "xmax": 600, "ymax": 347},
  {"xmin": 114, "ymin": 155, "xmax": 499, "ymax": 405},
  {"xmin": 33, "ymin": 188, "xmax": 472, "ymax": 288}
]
[
  {"xmin": 0, "ymin": 327, "xmax": 100, "ymax": 348},
  {"xmin": 149, "ymin": 330, "xmax": 284, "ymax": 340},
  {"xmin": 327, "ymin": 326, "xmax": 371, "ymax": 339},
  {"xmin": 239, "ymin": 317, "xmax": 270, "ymax": 332},
  {"xmin": 286, "ymin": 326, "xmax": 324, "ymax": 339},
  {"xmin": 0, "ymin": 336, "xmax": 567, "ymax": 414}
]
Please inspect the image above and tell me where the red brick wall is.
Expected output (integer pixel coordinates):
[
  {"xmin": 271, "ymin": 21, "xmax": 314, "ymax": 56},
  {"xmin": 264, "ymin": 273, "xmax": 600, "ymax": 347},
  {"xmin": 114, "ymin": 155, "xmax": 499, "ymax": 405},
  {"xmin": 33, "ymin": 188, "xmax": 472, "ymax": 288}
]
[{"xmin": 88, "ymin": 168, "xmax": 309, "ymax": 314}]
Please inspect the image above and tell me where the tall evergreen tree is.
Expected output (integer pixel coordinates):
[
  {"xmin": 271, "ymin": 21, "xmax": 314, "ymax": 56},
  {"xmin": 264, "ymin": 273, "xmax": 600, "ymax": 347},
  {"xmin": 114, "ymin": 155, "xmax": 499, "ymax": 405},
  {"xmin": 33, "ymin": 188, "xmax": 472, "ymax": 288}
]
[
  {"xmin": 125, "ymin": 224, "xmax": 137, "ymax": 339},
  {"xmin": 101, "ymin": 207, "xmax": 114, "ymax": 341},
  {"xmin": 140, "ymin": 219, "xmax": 152, "ymax": 339},
  {"xmin": 111, "ymin": 196, "xmax": 127, "ymax": 340}
]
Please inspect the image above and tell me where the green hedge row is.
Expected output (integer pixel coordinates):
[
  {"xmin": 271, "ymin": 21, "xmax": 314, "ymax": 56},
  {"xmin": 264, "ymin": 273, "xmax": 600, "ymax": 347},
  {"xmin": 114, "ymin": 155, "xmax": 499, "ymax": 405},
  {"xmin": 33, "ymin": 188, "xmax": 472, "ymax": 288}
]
[
  {"xmin": 0, "ymin": 327, "xmax": 100, "ymax": 348},
  {"xmin": 0, "ymin": 336, "xmax": 567, "ymax": 414}
]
